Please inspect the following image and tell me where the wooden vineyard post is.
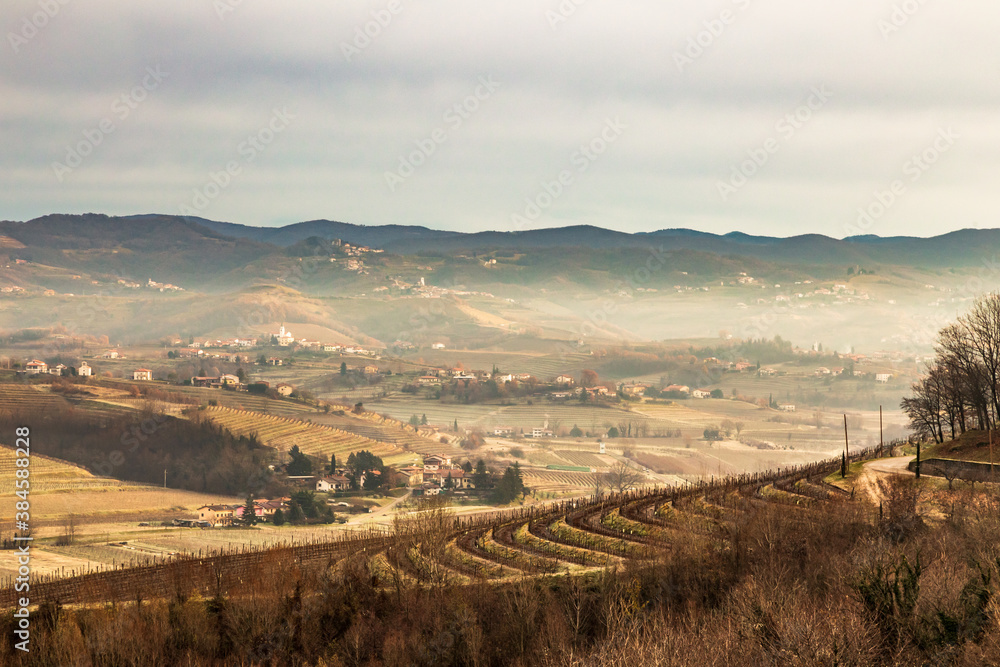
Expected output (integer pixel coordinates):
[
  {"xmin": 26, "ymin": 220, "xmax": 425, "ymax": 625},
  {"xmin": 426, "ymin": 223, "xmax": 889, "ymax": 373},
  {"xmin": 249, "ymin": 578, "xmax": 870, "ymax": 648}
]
[
  {"xmin": 879, "ymin": 405, "xmax": 883, "ymax": 455},
  {"xmin": 915, "ymin": 441, "xmax": 921, "ymax": 480},
  {"xmin": 843, "ymin": 414, "xmax": 849, "ymax": 477}
]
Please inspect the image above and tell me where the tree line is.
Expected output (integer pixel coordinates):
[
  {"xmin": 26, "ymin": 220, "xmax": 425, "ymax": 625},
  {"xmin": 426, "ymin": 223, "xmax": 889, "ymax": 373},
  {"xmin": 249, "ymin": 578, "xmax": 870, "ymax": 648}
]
[{"xmin": 902, "ymin": 292, "xmax": 1000, "ymax": 442}]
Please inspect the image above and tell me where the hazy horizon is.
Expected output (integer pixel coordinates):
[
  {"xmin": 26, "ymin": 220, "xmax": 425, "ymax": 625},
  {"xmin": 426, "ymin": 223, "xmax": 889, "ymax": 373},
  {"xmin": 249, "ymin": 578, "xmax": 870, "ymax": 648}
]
[{"xmin": 4, "ymin": 1, "xmax": 999, "ymax": 238}]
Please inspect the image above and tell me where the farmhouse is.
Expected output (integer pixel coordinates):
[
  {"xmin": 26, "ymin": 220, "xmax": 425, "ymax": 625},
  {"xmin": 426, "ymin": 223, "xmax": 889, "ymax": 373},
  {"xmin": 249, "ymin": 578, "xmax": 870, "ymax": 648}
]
[
  {"xmin": 197, "ymin": 504, "xmax": 239, "ymax": 527},
  {"xmin": 235, "ymin": 499, "xmax": 285, "ymax": 522},
  {"xmin": 102, "ymin": 349, "xmax": 121, "ymax": 359},
  {"xmin": 219, "ymin": 374, "xmax": 240, "ymax": 387},
  {"xmin": 49, "ymin": 364, "xmax": 67, "ymax": 376},
  {"xmin": 875, "ymin": 373, "xmax": 893, "ymax": 383},
  {"xmin": 691, "ymin": 389, "xmax": 711, "ymax": 399},
  {"xmin": 25, "ymin": 360, "xmax": 47, "ymax": 375},
  {"xmin": 422, "ymin": 454, "xmax": 451, "ymax": 470},
  {"xmin": 493, "ymin": 426, "xmax": 515, "ymax": 437},
  {"xmin": 531, "ymin": 427, "xmax": 554, "ymax": 438},
  {"xmin": 779, "ymin": 404, "xmax": 797, "ymax": 412},
  {"xmin": 132, "ymin": 369, "xmax": 153, "ymax": 381},
  {"xmin": 316, "ymin": 475, "xmax": 351, "ymax": 492},
  {"xmin": 555, "ymin": 374, "xmax": 575, "ymax": 386},
  {"xmin": 275, "ymin": 383, "xmax": 295, "ymax": 396},
  {"xmin": 191, "ymin": 376, "xmax": 222, "ymax": 388},
  {"xmin": 664, "ymin": 384, "xmax": 691, "ymax": 395},
  {"xmin": 417, "ymin": 375, "xmax": 441, "ymax": 386},
  {"xmin": 78, "ymin": 361, "xmax": 93, "ymax": 377},
  {"xmin": 619, "ymin": 383, "xmax": 648, "ymax": 397},
  {"xmin": 396, "ymin": 466, "xmax": 424, "ymax": 486},
  {"xmin": 432, "ymin": 469, "xmax": 473, "ymax": 489},
  {"xmin": 432, "ymin": 343, "xmax": 446, "ymax": 350}
]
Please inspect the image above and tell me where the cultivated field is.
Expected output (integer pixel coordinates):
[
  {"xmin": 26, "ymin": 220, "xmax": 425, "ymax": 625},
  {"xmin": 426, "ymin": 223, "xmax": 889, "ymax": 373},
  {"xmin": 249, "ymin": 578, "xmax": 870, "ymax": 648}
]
[{"xmin": 201, "ymin": 406, "xmax": 406, "ymax": 463}]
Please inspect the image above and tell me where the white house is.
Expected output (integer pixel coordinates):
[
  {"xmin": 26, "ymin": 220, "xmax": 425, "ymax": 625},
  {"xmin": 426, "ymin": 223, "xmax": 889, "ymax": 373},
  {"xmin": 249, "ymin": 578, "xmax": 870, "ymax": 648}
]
[
  {"xmin": 532, "ymin": 427, "xmax": 554, "ymax": 438},
  {"xmin": 875, "ymin": 373, "xmax": 892, "ymax": 384},
  {"xmin": 493, "ymin": 426, "xmax": 515, "ymax": 437},
  {"xmin": 49, "ymin": 364, "xmax": 67, "ymax": 376},
  {"xmin": 432, "ymin": 343, "xmax": 446, "ymax": 350},
  {"xmin": 219, "ymin": 374, "xmax": 240, "ymax": 386},
  {"xmin": 555, "ymin": 375, "xmax": 575, "ymax": 385},
  {"xmin": 133, "ymin": 369, "xmax": 153, "ymax": 381},
  {"xmin": 422, "ymin": 454, "xmax": 451, "ymax": 470},
  {"xmin": 25, "ymin": 360, "xmax": 47, "ymax": 375},
  {"xmin": 691, "ymin": 389, "xmax": 711, "ymax": 399},
  {"xmin": 316, "ymin": 475, "xmax": 350, "ymax": 492},
  {"xmin": 78, "ymin": 362, "xmax": 93, "ymax": 377},
  {"xmin": 779, "ymin": 404, "xmax": 796, "ymax": 412}
]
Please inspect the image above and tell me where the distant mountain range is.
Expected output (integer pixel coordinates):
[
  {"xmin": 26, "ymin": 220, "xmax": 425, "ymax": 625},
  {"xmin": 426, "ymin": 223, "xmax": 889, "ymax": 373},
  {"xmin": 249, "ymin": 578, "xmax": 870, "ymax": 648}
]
[{"xmin": 2, "ymin": 213, "xmax": 996, "ymax": 269}]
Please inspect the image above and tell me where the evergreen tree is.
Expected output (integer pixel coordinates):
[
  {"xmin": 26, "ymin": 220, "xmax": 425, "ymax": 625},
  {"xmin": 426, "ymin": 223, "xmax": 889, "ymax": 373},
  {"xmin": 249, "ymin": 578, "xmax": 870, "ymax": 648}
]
[
  {"xmin": 454, "ymin": 419, "xmax": 459, "ymax": 431},
  {"xmin": 241, "ymin": 495, "xmax": 258, "ymax": 526},
  {"xmin": 420, "ymin": 414, "xmax": 428, "ymax": 425},
  {"xmin": 272, "ymin": 508, "xmax": 285, "ymax": 526},
  {"xmin": 286, "ymin": 445, "xmax": 313, "ymax": 476},
  {"xmin": 329, "ymin": 453, "xmax": 337, "ymax": 473},
  {"xmin": 287, "ymin": 502, "xmax": 304, "ymax": 524},
  {"xmin": 340, "ymin": 362, "xmax": 347, "ymax": 375},
  {"xmin": 473, "ymin": 459, "xmax": 491, "ymax": 490}
]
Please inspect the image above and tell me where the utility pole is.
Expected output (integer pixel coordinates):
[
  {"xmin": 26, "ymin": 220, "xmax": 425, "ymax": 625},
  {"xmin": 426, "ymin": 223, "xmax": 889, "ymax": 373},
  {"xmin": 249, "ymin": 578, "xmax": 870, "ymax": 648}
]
[
  {"xmin": 163, "ymin": 469, "xmax": 167, "ymax": 488},
  {"xmin": 879, "ymin": 405, "xmax": 883, "ymax": 454},
  {"xmin": 844, "ymin": 414, "xmax": 850, "ymax": 460}
]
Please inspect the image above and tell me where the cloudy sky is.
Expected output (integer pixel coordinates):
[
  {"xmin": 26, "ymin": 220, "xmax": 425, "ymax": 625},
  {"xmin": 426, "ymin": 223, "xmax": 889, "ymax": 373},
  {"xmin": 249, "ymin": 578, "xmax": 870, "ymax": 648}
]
[{"xmin": 2, "ymin": 1, "xmax": 998, "ymax": 237}]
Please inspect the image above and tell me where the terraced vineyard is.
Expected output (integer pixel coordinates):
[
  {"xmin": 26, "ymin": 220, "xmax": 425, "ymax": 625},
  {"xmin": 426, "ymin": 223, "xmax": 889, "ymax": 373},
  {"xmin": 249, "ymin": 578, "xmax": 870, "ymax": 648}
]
[
  {"xmin": 101, "ymin": 381, "xmax": 319, "ymax": 416},
  {"xmin": 0, "ymin": 445, "xmax": 892, "ymax": 607},
  {"xmin": 0, "ymin": 384, "xmax": 72, "ymax": 413},
  {"xmin": 555, "ymin": 450, "xmax": 612, "ymax": 468},
  {"xmin": 0, "ymin": 445, "xmax": 149, "ymax": 495},
  {"xmin": 308, "ymin": 412, "xmax": 456, "ymax": 457},
  {"xmin": 202, "ymin": 406, "xmax": 403, "ymax": 460},
  {"xmin": 362, "ymin": 399, "xmax": 653, "ymax": 434},
  {"xmin": 521, "ymin": 468, "xmax": 600, "ymax": 492}
]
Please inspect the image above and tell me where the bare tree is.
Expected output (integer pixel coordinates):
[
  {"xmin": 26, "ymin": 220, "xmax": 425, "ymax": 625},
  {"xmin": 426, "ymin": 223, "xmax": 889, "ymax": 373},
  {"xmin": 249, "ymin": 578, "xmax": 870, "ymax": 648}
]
[{"xmin": 604, "ymin": 461, "xmax": 644, "ymax": 494}]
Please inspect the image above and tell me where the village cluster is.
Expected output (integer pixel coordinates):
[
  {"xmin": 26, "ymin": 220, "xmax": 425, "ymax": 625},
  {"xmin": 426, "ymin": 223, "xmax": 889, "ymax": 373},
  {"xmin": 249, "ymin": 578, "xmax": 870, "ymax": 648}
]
[{"xmin": 189, "ymin": 454, "xmax": 472, "ymax": 527}]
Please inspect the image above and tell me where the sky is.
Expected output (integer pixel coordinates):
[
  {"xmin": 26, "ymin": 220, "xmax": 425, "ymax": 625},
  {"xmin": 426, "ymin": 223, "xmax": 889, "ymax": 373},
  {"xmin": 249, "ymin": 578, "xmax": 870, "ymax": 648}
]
[{"xmin": 2, "ymin": 1, "xmax": 998, "ymax": 238}]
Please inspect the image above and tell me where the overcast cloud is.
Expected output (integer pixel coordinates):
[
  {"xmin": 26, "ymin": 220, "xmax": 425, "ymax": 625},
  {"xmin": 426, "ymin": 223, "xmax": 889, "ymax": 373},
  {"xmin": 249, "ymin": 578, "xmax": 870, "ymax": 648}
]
[{"xmin": 1, "ymin": 0, "xmax": 998, "ymax": 238}]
